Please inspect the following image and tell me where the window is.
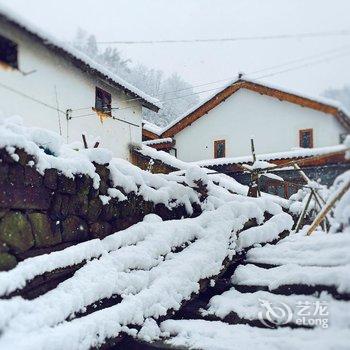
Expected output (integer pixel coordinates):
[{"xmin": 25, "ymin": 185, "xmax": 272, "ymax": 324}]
[
  {"xmin": 339, "ymin": 133, "xmax": 348, "ymax": 144},
  {"xmin": 214, "ymin": 140, "xmax": 226, "ymax": 158},
  {"xmin": 299, "ymin": 129, "xmax": 313, "ymax": 148},
  {"xmin": 0, "ymin": 34, "xmax": 18, "ymax": 69},
  {"xmin": 95, "ymin": 87, "xmax": 111, "ymax": 115}
]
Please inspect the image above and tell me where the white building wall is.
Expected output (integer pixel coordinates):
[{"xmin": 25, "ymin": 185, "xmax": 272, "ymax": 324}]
[
  {"xmin": 0, "ymin": 20, "xmax": 142, "ymax": 160},
  {"xmin": 174, "ymin": 88, "xmax": 346, "ymax": 162}
]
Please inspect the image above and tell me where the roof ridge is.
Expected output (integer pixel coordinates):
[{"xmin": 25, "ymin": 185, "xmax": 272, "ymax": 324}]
[{"xmin": 161, "ymin": 78, "xmax": 350, "ymax": 137}]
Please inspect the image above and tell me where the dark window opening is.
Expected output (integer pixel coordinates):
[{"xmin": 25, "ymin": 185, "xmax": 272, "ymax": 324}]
[
  {"xmin": 339, "ymin": 133, "xmax": 348, "ymax": 144},
  {"xmin": 0, "ymin": 34, "xmax": 18, "ymax": 69},
  {"xmin": 95, "ymin": 87, "xmax": 112, "ymax": 115},
  {"xmin": 299, "ymin": 129, "xmax": 313, "ymax": 148},
  {"xmin": 214, "ymin": 140, "xmax": 226, "ymax": 158}
]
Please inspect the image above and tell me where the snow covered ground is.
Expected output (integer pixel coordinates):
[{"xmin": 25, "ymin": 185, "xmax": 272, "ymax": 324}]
[
  {"xmin": 160, "ymin": 320, "xmax": 350, "ymax": 350},
  {"xmin": 0, "ymin": 116, "xmax": 297, "ymax": 349},
  {"xmin": 158, "ymin": 230, "xmax": 350, "ymax": 349},
  {"xmin": 0, "ymin": 116, "xmax": 349, "ymax": 349},
  {"xmin": 0, "ymin": 200, "xmax": 292, "ymax": 350},
  {"xmin": 157, "ymin": 190, "xmax": 350, "ymax": 349}
]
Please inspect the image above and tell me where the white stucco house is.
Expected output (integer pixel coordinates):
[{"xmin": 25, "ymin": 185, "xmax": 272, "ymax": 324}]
[
  {"xmin": 0, "ymin": 6, "xmax": 160, "ymax": 160},
  {"xmin": 143, "ymin": 79, "xmax": 350, "ymax": 162}
]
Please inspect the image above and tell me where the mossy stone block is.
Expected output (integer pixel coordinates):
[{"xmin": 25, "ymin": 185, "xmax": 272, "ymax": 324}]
[
  {"xmin": 0, "ymin": 211, "xmax": 34, "ymax": 253},
  {"xmin": 76, "ymin": 175, "xmax": 92, "ymax": 195},
  {"xmin": 28, "ymin": 212, "xmax": 62, "ymax": 248},
  {"xmin": 44, "ymin": 168, "xmax": 58, "ymax": 190},
  {"xmin": 24, "ymin": 166, "xmax": 43, "ymax": 187},
  {"xmin": 61, "ymin": 215, "xmax": 89, "ymax": 242},
  {"xmin": 0, "ymin": 162, "xmax": 9, "ymax": 185},
  {"xmin": 57, "ymin": 174, "xmax": 76, "ymax": 195},
  {"xmin": 0, "ymin": 240, "xmax": 9, "ymax": 253},
  {"xmin": 87, "ymin": 197, "xmax": 103, "ymax": 222},
  {"xmin": 89, "ymin": 222, "xmax": 112, "ymax": 239},
  {"xmin": 0, "ymin": 253, "xmax": 17, "ymax": 271}
]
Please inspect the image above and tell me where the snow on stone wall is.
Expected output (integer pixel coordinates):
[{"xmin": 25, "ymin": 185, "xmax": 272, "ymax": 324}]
[
  {"xmin": 0, "ymin": 117, "xmax": 300, "ymax": 350},
  {"xmin": 0, "ymin": 117, "xmax": 206, "ymax": 271}
]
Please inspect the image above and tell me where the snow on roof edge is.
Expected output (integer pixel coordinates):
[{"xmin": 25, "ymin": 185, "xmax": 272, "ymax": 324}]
[
  {"xmin": 161, "ymin": 78, "xmax": 235, "ymax": 134},
  {"xmin": 142, "ymin": 120, "xmax": 163, "ymax": 136},
  {"xmin": 0, "ymin": 4, "xmax": 161, "ymax": 111},
  {"xmin": 193, "ymin": 144, "xmax": 347, "ymax": 168},
  {"xmin": 143, "ymin": 138, "xmax": 173, "ymax": 146}
]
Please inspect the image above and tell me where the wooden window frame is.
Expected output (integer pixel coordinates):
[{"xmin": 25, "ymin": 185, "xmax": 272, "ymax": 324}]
[
  {"xmin": 0, "ymin": 34, "xmax": 18, "ymax": 69},
  {"xmin": 299, "ymin": 128, "xmax": 314, "ymax": 148},
  {"xmin": 214, "ymin": 140, "xmax": 226, "ymax": 158},
  {"xmin": 95, "ymin": 87, "xmax": 112, "ymax": 116}
]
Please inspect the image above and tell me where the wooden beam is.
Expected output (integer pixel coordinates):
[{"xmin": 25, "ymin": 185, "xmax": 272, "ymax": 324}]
[{"xmin": 307, "ymin": 180, "xmax": 350, "ymax": 235}]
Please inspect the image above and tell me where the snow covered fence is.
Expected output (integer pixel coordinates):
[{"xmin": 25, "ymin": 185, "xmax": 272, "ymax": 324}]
[{"xmin": 0, "ymin": 117, "xmax": 208, "ymax": 272}]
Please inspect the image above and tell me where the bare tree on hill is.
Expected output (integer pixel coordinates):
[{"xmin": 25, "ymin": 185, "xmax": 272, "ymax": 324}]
[{"xmin": 72, "ymin": 29, "xmax": 199, "ymax": 127}]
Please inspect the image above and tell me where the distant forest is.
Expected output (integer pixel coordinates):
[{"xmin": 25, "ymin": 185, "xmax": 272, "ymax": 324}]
[{"xmin": 72, "ymin": 29, "xmax": 199, "ymax": 127}]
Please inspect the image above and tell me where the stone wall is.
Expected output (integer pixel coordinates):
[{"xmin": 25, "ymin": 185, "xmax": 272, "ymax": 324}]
[
  {"xmin": 131, "ymin": 149, "xmax": 177, "ymax": 174},
  {"xmin": 0, "ymin": 147, "xmax": 200, "ymax": 272}
]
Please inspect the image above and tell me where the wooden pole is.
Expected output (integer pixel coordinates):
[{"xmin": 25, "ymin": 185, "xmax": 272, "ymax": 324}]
[
  {"xmin": 293, "ymin": 163, "xmax": 310, "ymax": 184},
  {"xmin": 311, "ymin": 189, "xmax": 329, "ymax": 231},
  {"xmin": 82, "ymin": 134, "xmax": 88, "ymax": 149},
  {"xmin": 295, "ymin": 191, "xmax": 313, "ymax": 233},
  {"xmin": 250, "ymin": 138, "xmax": 257, "ymax": 163},
  {"xmin": 247, "ymin": 171, "xmax": 260, "ymax": 197},
  {"xmin": 293, "ymin": 163, "xmax": 330, "ymax": 230},
  {"xmin": 307, "ymin": 180, "xmax": 350, "ymax": 236}
]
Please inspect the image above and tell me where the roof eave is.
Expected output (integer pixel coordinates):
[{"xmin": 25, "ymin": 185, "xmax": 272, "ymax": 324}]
[
  {"xmin": 162, "ymin": 79, "xmax": 350, "ymax": 137},
  {"xmin": 0, "ymin": 13, "xmax": 160, "ymax": 112}
]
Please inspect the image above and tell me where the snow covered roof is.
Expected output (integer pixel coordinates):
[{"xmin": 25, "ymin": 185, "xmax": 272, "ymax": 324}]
[
  {"xmin": 138, "ymin": 142, "xmax": 347, "ymax": 171},
  {"xmin": 161, "ymin": 78, "xmax": 350, "ymax": 137},
  {"xmin": 142, "ymin": 120, "xmax": 163, "ymax": 137},
  {"xmin": 0, "ymin": 5, "xmax": 160, "ymax": 112},
  {"xmin": 142, "ymin": 137, "xmax": 173, "ymax": 146},
  {"xmin": 193, "ymin": 144, "xmax": 348, "ymax": 168}
]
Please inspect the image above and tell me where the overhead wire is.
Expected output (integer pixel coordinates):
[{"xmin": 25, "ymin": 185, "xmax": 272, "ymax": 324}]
[
  {"xmin": 0, "ymin": 81, "xmax": 66, "ymax": 114},
  {"xmin": 70, "ymin": 47, "xmax": 350, "ymax": 118},
  {"xmin": 2, "ymin": 44, "xmax": 350, "ymax": 125},
  {"xmin": 69, "ymin": 44, "xmax": 350, "ymax": 113},
  {"xmin": 95, "ymin": 29, "xmax": 350, "ymax": 45}
]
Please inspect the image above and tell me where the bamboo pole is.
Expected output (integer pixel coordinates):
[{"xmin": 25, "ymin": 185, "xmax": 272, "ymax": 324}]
[
  {"xmin": 311, "ymin": 189, "xmax": 328, "ymax": 232},
  {"xmin": 307, "ymin": 180, "xmax": 350, "ymax": 236},
  {"xmin": 293, "ymin": 163, "xmax": 330, "ymax": 230},
  {"xmin": 295, "ymin": 191, "xmax": 313, "ymax": 233}
]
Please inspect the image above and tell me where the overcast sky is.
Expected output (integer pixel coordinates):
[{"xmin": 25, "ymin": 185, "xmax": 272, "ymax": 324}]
[{"xmin": 1, "ymin": 0, "xmax": 350, "ymax": 99}]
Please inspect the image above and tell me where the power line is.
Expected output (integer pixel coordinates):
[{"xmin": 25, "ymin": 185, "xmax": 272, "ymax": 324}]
[
  {"xmin": 109, "ymin": 48, "xmax": 350, "ymax": 113},
  {"xmin": 0, "ymin": 81, "xmax": 66, "ymax": 114},
  {"xmin": 253, "ymin": 49, "xmax": 350, "ymax": 80},
  {"xmin": 70, "ymin": 43, "xmax": 350, "ymax": 113},
  {"xmin": 69, "ymin": 112, "xmax": 140, "ymax": 127},
  {"xmin": 2, "ymin": 45, "xmax": 349, "ymax": 126},
  {"xmin": 160, "ymin": 44, "xmax": 350, "ymax": 96},
  {"xmin": 96, "ymin": 29, "xmax": 350, "ymax": 45},
  {"xmin": 66, "ymin": 46, "xmax": 350, "ymax": 123},
  {"xmin": 73, "ymin": 46, "xmax": 350, "ymax": 118}
]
